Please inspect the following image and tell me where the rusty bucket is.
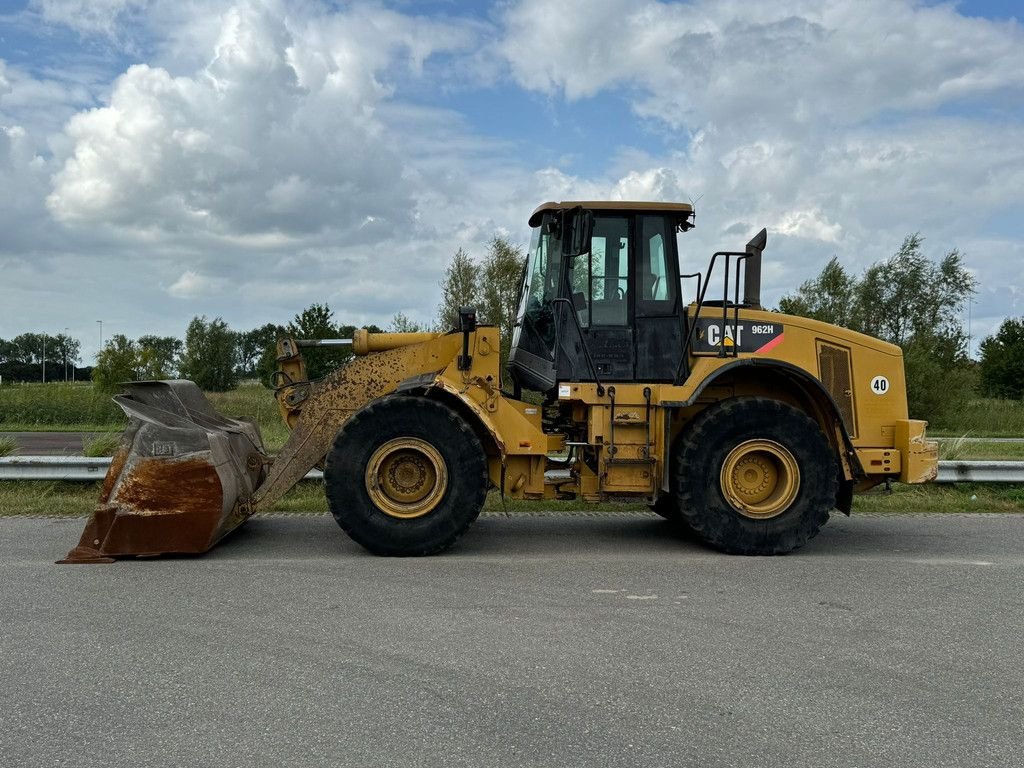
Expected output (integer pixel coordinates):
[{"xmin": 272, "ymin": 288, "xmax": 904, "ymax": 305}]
[{"xmin": 59, "ymin": 381, "xmax": 267, "ymax": 563}]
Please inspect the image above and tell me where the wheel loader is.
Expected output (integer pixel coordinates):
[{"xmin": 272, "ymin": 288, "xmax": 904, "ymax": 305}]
[{"xmin": 60, "ymin": 201, "xmax": 938, "ymax": 563}]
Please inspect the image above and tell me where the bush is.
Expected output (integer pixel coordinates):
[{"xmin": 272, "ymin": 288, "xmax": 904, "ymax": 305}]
[
  {"xmin": 902, "ymin": 348, "xmax": 977, "ymax": 427},
  {"xmin": 979, "ymin": 318, "xmax": 1024, "ymax": 400}
]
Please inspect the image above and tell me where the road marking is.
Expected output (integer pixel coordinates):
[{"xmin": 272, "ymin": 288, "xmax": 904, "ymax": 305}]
[{"xmin": 908, "ymin": 558, "xmax": 994, "ymax": 566}]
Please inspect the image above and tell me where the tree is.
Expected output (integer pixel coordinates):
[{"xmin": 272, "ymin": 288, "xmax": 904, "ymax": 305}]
[
  {"xmin": 137, "ymin": 335, "xmax": 182, "ymax": 379},
  {"xmin": 478, "ymin": 236, "xmax": 526, "ymax": 367},
  {"xmin": 237, "ymin": 323, "xmax": 280, "ymax": 379},
  {"xmin": 979, "ymin": 318, "xmax": 1024, "ymax": 399},
  {"xmin": 253, "ymin": 303, "xmax": 361, "ymax": 385},
  {"xmin": 179, "ymin": 316, "xmax": 238, "ymax": 392},
  {"xmin": 437, "ymin": 247, "xmax": 479, "ymax": 331},
  {"xmin": 777, "ymin": 256, "xmax": 855, "ymax": 327},
  {"xmin": 288, "ymin": 303, "xmax": 346, "ymax": 381},
  {"xmin": 778, "ymin": 233, "xmax": 977, "ymax": 423},
  {"xmin": 388, "ymin": 312, "xmax": 423, "ymax": 333},
  {"xmin": 93, "ymin": 335, "xmax": 142, "ymax": 393},
  {"xmin": 851, "ymin": 234, "xmax": 975, "ymax": 361}
]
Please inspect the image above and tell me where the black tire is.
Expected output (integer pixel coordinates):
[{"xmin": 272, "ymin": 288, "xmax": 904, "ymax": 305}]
[
  {"xmin": 674, "ymin": 397, "xmax": 838, "ymax": 555},
  {"xmin": 324, "ymin": 396, "xmax": 488, "ymax": 556}
]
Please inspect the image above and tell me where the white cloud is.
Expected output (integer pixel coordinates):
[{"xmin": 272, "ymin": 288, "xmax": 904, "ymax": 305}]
[
  {"xmin": 167, "ymin": 269, "xmax": 227, "ymax": 298},
  {"xmin": 2, "ymin": 0, "xmax": 1023, "ymax": 362},
  {"xmin": 500, "ymin": 0, "xmax": 1024, "ymax": 128},
  {"xmin": 497, "ymin": 0, "xmax": 1024, "ymax": 317},
  {"xmin": 30, "ymin": 0, "xmax": 148, "ymax": 37}
]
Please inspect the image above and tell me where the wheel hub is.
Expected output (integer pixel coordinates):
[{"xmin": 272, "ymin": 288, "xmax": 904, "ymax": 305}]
[
  {"xmin": 365, "ymin": 438, "xmax": 448, "ymax": 519},
  {"xmin": 720, "ymin": 439, "xmax": 800, "ymax": 520}
]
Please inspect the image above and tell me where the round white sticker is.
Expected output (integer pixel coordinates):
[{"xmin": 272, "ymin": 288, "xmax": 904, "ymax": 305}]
[{"xmin": 870, "ymin": 376, "xmax": 889, "ymax": 395}]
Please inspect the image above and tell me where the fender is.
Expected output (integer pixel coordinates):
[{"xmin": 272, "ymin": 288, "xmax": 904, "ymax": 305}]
[{"xmin": 664, "ymin": 357, "xmax": 864, "ymax": 481}]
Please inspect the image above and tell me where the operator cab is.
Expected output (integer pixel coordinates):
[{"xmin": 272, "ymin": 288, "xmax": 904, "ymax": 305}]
[{"xmin": 509, "ymin": 201, "xmax": 696, "ymax": 394}]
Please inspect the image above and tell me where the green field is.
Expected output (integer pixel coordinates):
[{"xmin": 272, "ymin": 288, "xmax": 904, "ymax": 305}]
[
  {"xmin": 929, "ymin": 397, "xmax": 1024, "ymax": 437},
  {"xmin": 0, "ymin": 381, "xmax": 292, "ymax": 450}
]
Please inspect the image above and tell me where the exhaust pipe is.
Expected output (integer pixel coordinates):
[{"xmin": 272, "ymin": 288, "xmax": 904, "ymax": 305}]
[{"xmin": 742, "ymin": 228, "xmax": 767, "ymax": 309}]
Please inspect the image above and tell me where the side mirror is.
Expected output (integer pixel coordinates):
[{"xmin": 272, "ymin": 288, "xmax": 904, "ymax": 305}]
[{"xmin": 561, "ymin": 207, "xmax": 593, "ymax": 257}]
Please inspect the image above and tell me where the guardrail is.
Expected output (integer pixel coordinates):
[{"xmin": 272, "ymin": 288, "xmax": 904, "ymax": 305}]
[
  {"xmin": 0, "ymin": 456, "xmax": 324, "ymax": 482},
  {"xmin": 935, "ymin": 461, "xmax": 1024, "ymax": 484},
  {"xmin": 1, "ymin": 456, "xmax": 1023, "ymax": 483}
]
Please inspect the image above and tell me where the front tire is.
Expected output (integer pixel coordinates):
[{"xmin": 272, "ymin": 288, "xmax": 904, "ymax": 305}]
[
  {"xmin": 324, "ymin": 396, "xmax": 488, "ymax": 556},
  {"xmin": 674, "ymin": 397, "xmax": 838, "ymax": 555}
]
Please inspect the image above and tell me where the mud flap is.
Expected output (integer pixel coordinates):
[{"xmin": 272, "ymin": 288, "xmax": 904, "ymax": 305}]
[{"xmin": 58, "ymin": 380, "xmax": 267, "ymax": 563}]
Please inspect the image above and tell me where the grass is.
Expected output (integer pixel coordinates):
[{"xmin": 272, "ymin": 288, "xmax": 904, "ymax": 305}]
[
  {"xmin": 929, "ymin": 398, "xmax": 1024, "ymax": 438},
  {"xmin": 81, "ymin": 433, "xmax": 122, "ymax": 457},
  {"xmin": 0, "ymin": 383, "xmax": 124, "ymax": 428},
  {"xmin": 851, "ymin": 482, "xmax": 1024, "ymax": 514},
  {"xmin": 1, "ymin": 480, "xmax": 1021, "ymax": 518},
  {"xmin": 0, "ymin": 437, "xmax": 17, "ymax": 458},
  {"xmin": 0, "ymin": 382, "xmax": 291, "ymax": 450},
  {"xmin": 937, "ymin": 438, "xmax": 1024, "ymax": 461}
]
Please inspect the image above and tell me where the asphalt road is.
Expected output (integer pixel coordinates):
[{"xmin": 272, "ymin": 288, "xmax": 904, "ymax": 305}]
[
  {"xmin": 2, "ymin": 512, "xmax": 1023, "ymax": 768},
  {"xmin": 0, "ymin": 432, "xmax": 106, "ymax": 455}
]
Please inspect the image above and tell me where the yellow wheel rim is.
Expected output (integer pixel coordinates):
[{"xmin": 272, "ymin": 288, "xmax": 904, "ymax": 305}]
[
  {"xmin": 720, "ymin": 439, "xmax": 800, "ymax": 520},
  {"xmin": 365, "ymin": 438, "xmax": 448, "ymax": 519}
]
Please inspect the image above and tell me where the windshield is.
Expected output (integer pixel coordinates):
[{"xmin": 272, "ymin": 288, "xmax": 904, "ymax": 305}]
[{"xmin": 512, "ymin": 217, "xmax": 563, "ymax": 353}]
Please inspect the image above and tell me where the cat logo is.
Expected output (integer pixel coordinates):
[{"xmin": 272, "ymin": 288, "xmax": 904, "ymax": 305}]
[{"xmin": 693, "ymin": 318, "xmax": 785, "ymax": 355}]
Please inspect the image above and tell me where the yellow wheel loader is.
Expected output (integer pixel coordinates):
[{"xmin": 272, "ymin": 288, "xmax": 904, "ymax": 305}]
[{"xmin": 60, "ymin": 201, "xmax": 938, "ymax": 563}]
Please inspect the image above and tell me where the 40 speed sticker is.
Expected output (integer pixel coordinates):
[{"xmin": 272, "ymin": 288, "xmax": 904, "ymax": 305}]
[
  {"xmin": 870, "ymin": 375, "xmax": 889, "ymax": 394},
  {"xmin": 692, "ymin": 318, "xmax": 785, "ymax": 354}
]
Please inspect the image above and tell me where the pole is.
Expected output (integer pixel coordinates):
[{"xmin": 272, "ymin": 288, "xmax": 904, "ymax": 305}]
[
  {"xmin": 42, "ymin": 333, "xmax": 46, "ymax": 384},
  {"xmin": 96, "ymin": 320, "xmax": 103, "ymax": 355},
  {"xmin": 64, "ymin": 328, "xmax": 69, "ymax": 382}
]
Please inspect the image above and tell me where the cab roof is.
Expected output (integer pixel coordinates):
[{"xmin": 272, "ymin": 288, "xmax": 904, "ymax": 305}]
[{"xmin": 528, "ymin": 200, "xmax": 695, "ymax": 228}]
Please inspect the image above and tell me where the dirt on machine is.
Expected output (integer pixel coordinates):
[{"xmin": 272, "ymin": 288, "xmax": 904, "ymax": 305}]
[{"xmin": 60, "ymin": 201, "xmax": 938, "ymax": 564}]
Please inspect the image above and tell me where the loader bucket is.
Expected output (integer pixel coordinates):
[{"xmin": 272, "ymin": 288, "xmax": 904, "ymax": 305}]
[{"xmin": 58, "ymin": 380, "xmax": 267, "ymax": 564}]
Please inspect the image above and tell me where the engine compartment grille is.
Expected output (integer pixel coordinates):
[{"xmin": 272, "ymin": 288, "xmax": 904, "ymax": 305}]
[{"xmin": 817, "ymin": 342, "xmax": 857, "ymax": 438}]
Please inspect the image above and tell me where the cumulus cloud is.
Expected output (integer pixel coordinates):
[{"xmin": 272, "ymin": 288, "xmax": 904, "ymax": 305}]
[
  {"xmin": 46, "ymin": 2, "xmax": 426, "ymax": 240},
  {"xmin": 497, "ymin": 0, "xmax": 1024, "ymax": 326},
  {"xmin": 500, "ymin": 0, "xmax": 1024, "ymax": 128},
  {"xmin": 2, "ymin": 0, "xmax": 1023, "ymax": 361}
]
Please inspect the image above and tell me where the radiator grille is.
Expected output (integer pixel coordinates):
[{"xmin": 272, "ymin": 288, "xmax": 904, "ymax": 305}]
[{"xmin": 817, "ymin": 343, "xmax": 856, "ymax": 438}]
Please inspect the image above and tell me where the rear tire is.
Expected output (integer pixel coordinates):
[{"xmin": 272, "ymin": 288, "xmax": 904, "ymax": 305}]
[
  {"xmin": 674, "ymin": 397, "xmax": 838, "ymax": 555},
  {"xmin": 324, "ymin": 396, "xmax": 488, "ymax": 556}
]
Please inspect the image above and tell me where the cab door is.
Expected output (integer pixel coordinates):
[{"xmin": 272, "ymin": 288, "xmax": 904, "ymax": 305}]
[
  {"xmin": 563, "ymin": 215, "xmax": 635, "ymax": 381},
  {"xmin": 633, "ymin": 214, "xmax": 683, "ymax": 381}
]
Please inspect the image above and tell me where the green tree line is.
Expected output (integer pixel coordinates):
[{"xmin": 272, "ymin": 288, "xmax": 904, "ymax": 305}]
[
  {"xmin": 0, "ymin": 333, "xmax": 83, "ymax": 383},
  {"xmin": 778, "ymin": 233, "xmax": 1024, "ymax": 422}
]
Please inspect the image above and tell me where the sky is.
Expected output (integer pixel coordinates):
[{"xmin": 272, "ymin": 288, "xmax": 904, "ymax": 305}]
[{"xmin": 1, "ymin": 0, "xmax": 1022, "ymax": 363}]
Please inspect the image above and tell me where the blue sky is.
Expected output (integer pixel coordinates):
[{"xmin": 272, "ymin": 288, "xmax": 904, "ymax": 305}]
[{"xmin": 1, "ymin": 0, "xmax": 1022, "ymax": 360}]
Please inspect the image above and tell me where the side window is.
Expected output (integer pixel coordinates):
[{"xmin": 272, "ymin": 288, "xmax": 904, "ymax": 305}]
[
  {"xmin": 571, "ymin": 216, "xmax": 630, "ymax": 327},
  {"xmin": 638, "ymin": 215, "xmax": 675, "ymax": 315}
]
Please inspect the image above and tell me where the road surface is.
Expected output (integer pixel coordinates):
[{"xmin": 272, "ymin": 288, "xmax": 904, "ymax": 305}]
[
  {"xmin": 0, "ymin": 431, "xmax": 106, "ymax": 455},
  {"xmin": 2, "ymin": 512, "xmax": 1022, "ymax": 767}
]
